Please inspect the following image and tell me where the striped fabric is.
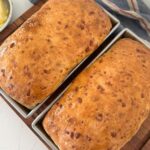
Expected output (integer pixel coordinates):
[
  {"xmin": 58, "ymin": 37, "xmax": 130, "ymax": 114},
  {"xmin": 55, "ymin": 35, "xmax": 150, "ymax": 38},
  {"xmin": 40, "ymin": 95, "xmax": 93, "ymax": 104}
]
[
  {"xmin": 101, "ymin": 0, "xmax": 150, "ymax": 36},
  {"xmin": 29, "ymin": 0, "xmax": 39, "ymax": 4}
]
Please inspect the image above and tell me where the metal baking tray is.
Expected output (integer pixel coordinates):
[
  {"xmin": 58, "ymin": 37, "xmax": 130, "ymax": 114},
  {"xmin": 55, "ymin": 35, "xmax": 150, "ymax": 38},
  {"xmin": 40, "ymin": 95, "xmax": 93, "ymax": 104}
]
[
  {"xmin": 0, "ymin": 2, "xmax": 120, "ymax": 119},
  {"xmin": 32, "ymin": 28, "xmax": 150, "ymax": 150}
]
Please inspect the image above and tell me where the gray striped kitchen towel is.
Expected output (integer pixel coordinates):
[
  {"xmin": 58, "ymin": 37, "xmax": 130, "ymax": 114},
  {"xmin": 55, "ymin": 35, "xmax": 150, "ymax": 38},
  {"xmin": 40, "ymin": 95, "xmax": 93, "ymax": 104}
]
[{"xmin": 97, "ymin": 0, "xmax": 150, "ymax": 42}]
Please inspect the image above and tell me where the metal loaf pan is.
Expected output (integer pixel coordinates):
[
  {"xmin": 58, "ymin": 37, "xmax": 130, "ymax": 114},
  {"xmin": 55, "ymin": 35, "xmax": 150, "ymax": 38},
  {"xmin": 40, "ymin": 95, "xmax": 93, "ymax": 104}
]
[
  {"xmin": 32, "ymin": 28, "xmax": 150, "ymax": 150},
  {"xmin": 0, "ymin": 2, "xmax": 120, "ymax": 119}
]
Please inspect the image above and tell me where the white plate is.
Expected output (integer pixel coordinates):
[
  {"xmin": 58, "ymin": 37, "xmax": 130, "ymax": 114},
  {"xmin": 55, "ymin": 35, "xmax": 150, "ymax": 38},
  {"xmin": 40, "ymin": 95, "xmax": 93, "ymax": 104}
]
[{"xmin": 0, "ymin": 0, "xmax": 13, "ymax": 32}]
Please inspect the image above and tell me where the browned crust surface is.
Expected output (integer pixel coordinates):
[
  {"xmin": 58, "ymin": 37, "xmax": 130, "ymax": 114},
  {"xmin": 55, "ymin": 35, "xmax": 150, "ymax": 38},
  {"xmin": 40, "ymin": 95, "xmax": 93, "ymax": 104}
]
[
  {"xmin": 0, "ymin": 0, "xmax": 112, "ymax": 109},
  {"xmin": 43, "ymin": 38, "xmax": 150, "ymax": 150}
]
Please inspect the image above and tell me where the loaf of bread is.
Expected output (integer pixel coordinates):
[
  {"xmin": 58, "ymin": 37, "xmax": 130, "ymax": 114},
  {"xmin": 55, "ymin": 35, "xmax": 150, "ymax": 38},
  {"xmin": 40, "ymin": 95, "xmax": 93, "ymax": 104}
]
[
  {"xmin": 43, "ymin": 38, "xmax": 150, "ymax": 150},
  {"xmin": 0, "ymin": 0, "xmax": 112, "ymax": 109}
]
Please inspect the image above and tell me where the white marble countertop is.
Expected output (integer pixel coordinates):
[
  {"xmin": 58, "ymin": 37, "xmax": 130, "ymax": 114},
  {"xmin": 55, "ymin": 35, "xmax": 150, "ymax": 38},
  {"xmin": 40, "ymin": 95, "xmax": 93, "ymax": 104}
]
[
  {"xmin": 0, "ymin": 0, "xmax": 48, "ymax": 150},
  {"xmin": 0, "ymin": 98, "xmax": 47, "ymax": 150}
]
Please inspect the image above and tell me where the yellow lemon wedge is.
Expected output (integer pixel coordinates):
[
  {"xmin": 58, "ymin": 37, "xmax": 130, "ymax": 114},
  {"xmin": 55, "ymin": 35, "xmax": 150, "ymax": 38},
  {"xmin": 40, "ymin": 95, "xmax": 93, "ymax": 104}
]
[{"xmin": 0, "ymin": 0, "xmax": 9, "ymax": 27}]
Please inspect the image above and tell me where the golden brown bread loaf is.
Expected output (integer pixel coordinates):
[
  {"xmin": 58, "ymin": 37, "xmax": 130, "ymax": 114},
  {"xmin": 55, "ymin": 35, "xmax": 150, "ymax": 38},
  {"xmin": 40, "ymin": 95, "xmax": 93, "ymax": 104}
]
[
  {"xmin": 43, "ymin": 38, "xmax": 150, "ymax": 150},
  {"xmin": 0, "ymin": 0, "xmax": 112, "ymax": 109}
]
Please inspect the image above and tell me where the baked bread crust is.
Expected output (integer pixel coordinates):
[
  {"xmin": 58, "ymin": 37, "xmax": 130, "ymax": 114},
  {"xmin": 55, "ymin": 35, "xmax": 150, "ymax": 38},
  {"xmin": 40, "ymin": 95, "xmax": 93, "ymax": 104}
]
[
  {"xmin": 43, "ymin": 38, "xmax": 150, "ymax": 150},
  {"xmin": 0, "ymin": 0, "xmax": 112, "ymax": 109}
]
